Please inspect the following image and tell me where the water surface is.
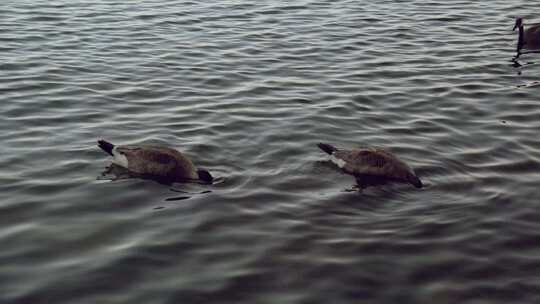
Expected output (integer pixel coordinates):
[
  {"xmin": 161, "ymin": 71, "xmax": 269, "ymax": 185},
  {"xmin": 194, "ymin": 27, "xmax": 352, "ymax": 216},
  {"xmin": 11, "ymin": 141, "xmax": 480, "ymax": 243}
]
[{"xmin": 1, "ymin": 1, "xmax": 540, "ymax": 303}]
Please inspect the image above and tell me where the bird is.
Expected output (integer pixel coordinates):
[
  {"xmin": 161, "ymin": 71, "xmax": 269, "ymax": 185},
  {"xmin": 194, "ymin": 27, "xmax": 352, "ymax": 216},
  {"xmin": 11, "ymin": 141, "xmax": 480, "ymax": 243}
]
[
  {"xmin": 97, "ymin": 139, "xmax": 213, "ymax": 184},
  {"xmin": 513, "ymin": 17, "xmax": 540, "ymax": 54},
  {"xmin": 317, "ymin": 143, "xmax": 422, "ymax": 189}
]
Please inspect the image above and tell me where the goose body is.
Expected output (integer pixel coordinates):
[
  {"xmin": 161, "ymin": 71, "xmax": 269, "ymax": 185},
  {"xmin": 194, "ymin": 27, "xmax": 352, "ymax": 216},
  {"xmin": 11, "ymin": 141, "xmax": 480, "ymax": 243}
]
[
  {"xmin": 514, "ymin": 17, "xmax": 540, "ymax": 53},
  {"xmin": 318, "ymin": 143, "xmax": 422, "ymax": 189},
  {"xmin": 98, "ymin": 140, "xmax": 213, "ymax": 183}
]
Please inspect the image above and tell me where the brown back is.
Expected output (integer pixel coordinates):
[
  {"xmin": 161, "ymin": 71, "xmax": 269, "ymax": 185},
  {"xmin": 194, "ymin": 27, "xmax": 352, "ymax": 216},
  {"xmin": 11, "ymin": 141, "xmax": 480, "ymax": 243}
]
[
  {"xmin": 335, "ymin": 147, "xmax": 415, "ymax": 182},
  {"xmin": 117, "ymin": 145, "xmax": 198, "ymax": 180},
  {"xmin": 525, "ymin": 25, "xmax": 540, "ymax": 48}
]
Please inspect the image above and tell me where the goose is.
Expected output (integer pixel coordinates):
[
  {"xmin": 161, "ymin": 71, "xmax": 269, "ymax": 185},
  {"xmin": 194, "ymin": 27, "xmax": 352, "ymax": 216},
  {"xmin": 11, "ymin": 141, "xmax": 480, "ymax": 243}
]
[
  {"xmin": 98, "ymin": 139, "xmax": 213, "ymax": 184},
  {"xmin": 513, "ymin": 17, "xmax": 540, "ymax": 53},
  {"xmin": 317, "ymin": 143, "xmax": 422, "ymax": 189}
]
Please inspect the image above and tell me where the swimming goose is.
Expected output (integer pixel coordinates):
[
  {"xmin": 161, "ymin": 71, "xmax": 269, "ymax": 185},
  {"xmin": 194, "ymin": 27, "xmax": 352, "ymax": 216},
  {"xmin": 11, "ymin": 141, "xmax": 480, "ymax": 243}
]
[
  {"xmin": 98, "ymin": 139, "xmax": 213, "ymax": 184},
  {"xmin": 318, "ymin": 143, "xmax": 422, "ymax": 189},
  {"xmin": 513, "ymin": 17, "xmax": 540, "ymax": 53}
]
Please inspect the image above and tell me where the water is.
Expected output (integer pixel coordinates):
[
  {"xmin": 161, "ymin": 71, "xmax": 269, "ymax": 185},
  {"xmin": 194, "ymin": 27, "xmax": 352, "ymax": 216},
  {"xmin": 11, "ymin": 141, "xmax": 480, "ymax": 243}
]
[{"xmin": 1, "ymin": 1, "xmax": 540, "ymax": 303}]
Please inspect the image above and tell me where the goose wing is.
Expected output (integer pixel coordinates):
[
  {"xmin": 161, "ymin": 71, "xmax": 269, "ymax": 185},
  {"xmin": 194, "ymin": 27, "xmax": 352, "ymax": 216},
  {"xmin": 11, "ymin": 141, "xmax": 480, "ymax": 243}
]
[
  {"xmin": 335, "ymin": 148, "xmax": 412, "ymax": 180},
  {"xmin": 116, "ymin": 145, "xmax": 183, "ymax": 176},
  {"xmin": 525, "ymin": 25, "xmax": 540, "ymax": 47}
]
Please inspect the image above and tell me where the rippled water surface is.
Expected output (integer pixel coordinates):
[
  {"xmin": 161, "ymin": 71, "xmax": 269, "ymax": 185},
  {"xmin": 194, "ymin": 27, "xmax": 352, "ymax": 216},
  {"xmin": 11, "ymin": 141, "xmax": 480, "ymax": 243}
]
[{"xmin": 2, "ymin": 1, "xmax": 540, "ymax": 303}]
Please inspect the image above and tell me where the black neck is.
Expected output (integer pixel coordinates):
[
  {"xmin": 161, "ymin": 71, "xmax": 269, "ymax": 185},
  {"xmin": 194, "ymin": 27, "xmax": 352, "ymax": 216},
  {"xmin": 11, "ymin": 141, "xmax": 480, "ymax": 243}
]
[{"xmin": 517, "ymin": 25, "xmax": 524, "ymax": 52}]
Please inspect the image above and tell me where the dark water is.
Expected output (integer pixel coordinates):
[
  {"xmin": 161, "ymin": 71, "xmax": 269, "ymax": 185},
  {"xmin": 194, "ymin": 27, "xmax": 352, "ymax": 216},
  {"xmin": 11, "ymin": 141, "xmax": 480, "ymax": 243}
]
[{"xmin": 2, "ymin": 1, "xmax": 540, "ymax": 303}]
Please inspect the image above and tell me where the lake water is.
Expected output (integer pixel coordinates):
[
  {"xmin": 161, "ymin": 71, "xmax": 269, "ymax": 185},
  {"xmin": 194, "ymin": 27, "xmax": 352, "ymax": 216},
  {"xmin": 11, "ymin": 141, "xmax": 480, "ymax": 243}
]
[{"xmin": 1, "ymin": 1, "xmax": 540, "ymax": 303}]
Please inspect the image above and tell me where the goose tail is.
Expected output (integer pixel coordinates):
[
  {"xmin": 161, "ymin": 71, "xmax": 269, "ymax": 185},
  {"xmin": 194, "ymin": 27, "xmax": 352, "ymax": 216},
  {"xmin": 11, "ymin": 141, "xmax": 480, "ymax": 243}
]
[
  {"xmin": 98, "ymin": 139, "xmax": 115, "ymax": 156},
  {"xmin": 317, "ymin": 143, "xmax": 337, "ymax": 155}
]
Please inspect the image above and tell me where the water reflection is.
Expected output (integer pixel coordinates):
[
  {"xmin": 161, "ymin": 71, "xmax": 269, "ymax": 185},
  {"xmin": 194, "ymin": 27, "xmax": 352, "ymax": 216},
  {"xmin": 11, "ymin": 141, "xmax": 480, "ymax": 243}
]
[
  {"xmin": 511, "ymin": 55, "xmax": 538, "ymax": 77},
  {"xmin": 167, "ymin": 188, "xmax": 211, "ymax": 201},
  {"xmin": 99, "ymin": 164, "xmax": 214, "ymax": 202},
  {"xmin": 99, "ymin": 163, "xmax": 221, "ymax": 187},
  {"xmin": 516, "ymin": 81, "xmax": 540, "ymax": 88},
  {"xmin": 316, "ymin": 159, "xmax": 424, "ymax": 194},
  {"xmin": 98, "ymin": 163, "xmax": 132, "ymax": 181},
  {"xmin": 513, "ymin": 51, "xmax": 540, "ymax": 63}
]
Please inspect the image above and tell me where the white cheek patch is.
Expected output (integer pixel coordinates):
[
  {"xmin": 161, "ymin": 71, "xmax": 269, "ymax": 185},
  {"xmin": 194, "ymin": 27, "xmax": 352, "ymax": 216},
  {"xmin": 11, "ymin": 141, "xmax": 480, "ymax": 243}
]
[
  {"xmin": 112, "ymin": 147, "xmax": 129, "ymax": 168},
  {"xmin": 330, "ymin": 155, "xmax": 346, "ymax": 168}
]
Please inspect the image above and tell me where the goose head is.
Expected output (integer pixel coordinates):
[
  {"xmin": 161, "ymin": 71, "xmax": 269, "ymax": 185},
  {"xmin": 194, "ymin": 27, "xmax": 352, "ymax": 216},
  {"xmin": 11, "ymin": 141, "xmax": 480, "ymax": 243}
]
[{"xmin": 513, "ymin": 17, "xmax": 523, "ymax": 31}]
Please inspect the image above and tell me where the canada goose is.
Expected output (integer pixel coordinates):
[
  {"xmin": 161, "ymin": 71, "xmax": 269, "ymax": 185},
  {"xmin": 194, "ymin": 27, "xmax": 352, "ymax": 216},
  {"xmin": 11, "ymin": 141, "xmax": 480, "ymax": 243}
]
[
  {"xmin": 317, "ymin": 143, "xmax": 422, "ymax": 189},
  {"xmin": 513, "ymin": 17, "xmax": 540, "ymax": 53},
  {"xmin": 98, "ymin": 139, "xmax": 213, "ymax": 184}
]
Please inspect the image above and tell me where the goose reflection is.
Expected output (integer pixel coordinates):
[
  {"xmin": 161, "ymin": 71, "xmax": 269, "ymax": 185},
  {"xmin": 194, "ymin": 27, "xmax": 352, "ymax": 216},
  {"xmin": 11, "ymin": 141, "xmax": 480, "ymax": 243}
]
[{"xmin": 165, "ymin": 188, "xmax": 212, "ymax": 201}]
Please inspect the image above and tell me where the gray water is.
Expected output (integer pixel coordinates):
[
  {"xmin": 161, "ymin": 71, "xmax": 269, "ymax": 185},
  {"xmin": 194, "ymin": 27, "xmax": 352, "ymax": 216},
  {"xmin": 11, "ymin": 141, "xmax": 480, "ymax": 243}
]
[{"xmin": 2, "ymin": 1, "xmax": 540, "ymax": 303}]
